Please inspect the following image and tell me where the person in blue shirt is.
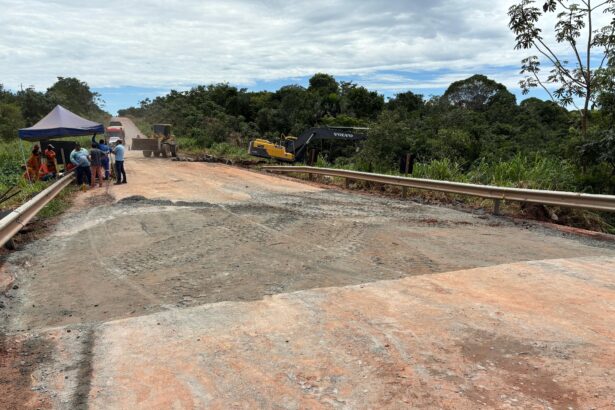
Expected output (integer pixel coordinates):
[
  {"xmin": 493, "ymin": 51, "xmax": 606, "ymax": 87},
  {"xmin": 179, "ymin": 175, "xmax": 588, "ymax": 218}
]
[
  {"xmin": 112, "ymin": 140, "xmax": 127, "ymax": 184},
  {"xmin": 93, "ymin": 135, "xmax": 111, "ymax": 180},
  {"xmin": 70, "ymin": 142, "xmax": 91, "ymax": 186}
]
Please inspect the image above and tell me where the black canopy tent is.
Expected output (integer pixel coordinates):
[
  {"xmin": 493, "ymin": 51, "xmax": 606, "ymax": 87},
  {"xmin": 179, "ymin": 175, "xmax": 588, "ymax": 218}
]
[
  {"xmin": 17, "ymin": 105, "xmax": 105, "ymax": 168},
  {"xmin": 18, "ymin": 105, "xmax": 104, "ymax": 140}
]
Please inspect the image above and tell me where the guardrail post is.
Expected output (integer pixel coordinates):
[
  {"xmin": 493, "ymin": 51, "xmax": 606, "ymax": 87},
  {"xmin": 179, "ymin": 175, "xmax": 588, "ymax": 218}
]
[
  {"xmin": 402, "ymin": 186, "xmax": 408, "ymax": 198},
  {"xmin": 493, "ymin": 199, "xmax": 501, "ymax": 215},
  {"xmin": 345, "ymin": 178, "xmax": 351, "ymax": 189},
  {"xmin": 4, "ymin": 238, "xmax": 15, "ymax": 250}
]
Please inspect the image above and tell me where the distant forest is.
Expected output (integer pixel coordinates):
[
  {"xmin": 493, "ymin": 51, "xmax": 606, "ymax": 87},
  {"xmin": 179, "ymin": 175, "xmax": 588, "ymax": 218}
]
[{"xmin": 117, "ymin": 72, "xmax": 615, "ymax": 195}]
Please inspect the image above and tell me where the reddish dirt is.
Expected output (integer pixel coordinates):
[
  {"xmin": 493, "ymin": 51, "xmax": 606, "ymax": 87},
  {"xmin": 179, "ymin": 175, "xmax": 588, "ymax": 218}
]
[
  {"xmin": 0, "ymin": 334, "xmax": 53, "ymax": 409},
  {"xmin": 85, "ymin": 257, "xmax": 615, "ymax": 409}
]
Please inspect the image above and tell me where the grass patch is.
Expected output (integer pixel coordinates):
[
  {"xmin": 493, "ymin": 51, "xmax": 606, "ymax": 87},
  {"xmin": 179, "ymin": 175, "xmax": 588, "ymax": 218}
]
[
  {"xmin": 176, "ymin": 137, "xmax": 257, "ymax": 162},
  {"xmin": 0, "ymin": 137, "xmax": 87, "ymax": 212},
  {"xmin": 38, "ymin": 184, "xmax": 77, "ymax": 219},
  {"xmin": 303, "ymin": 154, "xmax": 615, "ymax": 234}
]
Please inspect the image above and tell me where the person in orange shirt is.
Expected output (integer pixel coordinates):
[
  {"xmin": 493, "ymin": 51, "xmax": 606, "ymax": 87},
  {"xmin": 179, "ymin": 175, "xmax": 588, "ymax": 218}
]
[
  {"xmin": 23, "ymin": 145, "xmax": 41, "ymax": 182},
  {"xmin": 44, "ymin": 145, "xmax": 58, "ymax": 175}
]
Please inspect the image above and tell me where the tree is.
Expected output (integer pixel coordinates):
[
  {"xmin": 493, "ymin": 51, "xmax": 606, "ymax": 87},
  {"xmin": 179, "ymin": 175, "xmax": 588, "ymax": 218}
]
[
  {"xmin": 595, "ymin": 57, "xmax": 615, "ymax": 126},
  {"xmin": 386, "ymin": 91, "xmax": 425, "ymax": 113},
  {"xmin": 340, "ymin": 82, "xmax": 384, "ymax": 119},
  {"xmin": 443, "ymin": 75, "xmax": 513, "ymax": 111},
  {"xmin": 508, "ymin": 0, "xmax": 615, "ymax": 133},
  {"xmin": 308, "ymin": 73, "xmax": 339, "ymax": 95},
  {"xmin": 0, "ymin": 84, "xmax": 16, "ymax": 104},
  {"xmin": 0, "ymin": 103, "xmax": 24, "ymax": 141},
  {"xmin": 579, "ymin": 129, "xmax": 615, "ymax": 176},
  {"xmin": 46, "ymin": 77, "xmax": 104, "ymax": 119},
  {"xmin": 16, "ymin": 87, "xmax": 54, "ymax": 126}
]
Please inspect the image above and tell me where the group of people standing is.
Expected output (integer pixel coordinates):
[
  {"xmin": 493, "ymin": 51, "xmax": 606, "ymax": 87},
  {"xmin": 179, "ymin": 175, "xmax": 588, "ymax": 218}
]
[
  {"xmin": 69, "ymin": 137, "xmax": 127, "ymax": 187},
  {"xmin": 23, "ymin": 136, "xmax": 128, "ymax": 189}
]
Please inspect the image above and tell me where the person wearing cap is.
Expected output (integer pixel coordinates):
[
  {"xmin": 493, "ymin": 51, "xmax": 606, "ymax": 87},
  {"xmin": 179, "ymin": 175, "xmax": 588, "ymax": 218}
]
[
  {"xmin": 44, "ymin": 145, "xmax": 58, "ymax": 175},
  {"xmin": 70, "ymin": 142, "xmax": 91, "ymax": 186}
]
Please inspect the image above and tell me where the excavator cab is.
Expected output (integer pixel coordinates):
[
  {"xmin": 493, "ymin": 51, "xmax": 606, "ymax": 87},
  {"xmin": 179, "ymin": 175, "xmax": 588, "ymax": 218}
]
[{"xmin": 248, "ymin": 138, "xmax": 295, "ymax": 162}]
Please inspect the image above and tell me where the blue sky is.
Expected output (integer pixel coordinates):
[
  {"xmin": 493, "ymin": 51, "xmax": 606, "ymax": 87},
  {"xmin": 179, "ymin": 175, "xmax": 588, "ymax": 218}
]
[{"xmin": 2, "ymin": 0, "xmax": 610, "ymax": 115}]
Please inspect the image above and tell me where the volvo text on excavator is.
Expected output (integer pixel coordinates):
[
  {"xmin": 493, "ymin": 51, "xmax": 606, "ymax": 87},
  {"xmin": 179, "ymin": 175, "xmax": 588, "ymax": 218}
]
[{"xmin": 248, "ymin": 126, "xmax": 368, "ymax": 162}]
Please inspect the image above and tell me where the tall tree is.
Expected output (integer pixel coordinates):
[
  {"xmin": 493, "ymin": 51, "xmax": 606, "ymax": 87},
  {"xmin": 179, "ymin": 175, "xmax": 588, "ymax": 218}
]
[
  {"xmin": 16, "ymin": 87, "xmax": 54, "ymax": 126},
  {"xmin": 508, "ymin": 0, "xmax": 615, "ymax": 133},
  {"xmin": 387, "ymin": 91, "xmax": 425, "ymax": 114},
  {"xmin": 308, "ymin": 73, "xmax": 339, "ymax": 95},
  {"xmin": 443, "ymin": 75, "xmax": 513, "ymax": 111},
  {"xmin": 340, "ymin": 81, "xmax": 384, "ymax": 119},
  {"xmin": 46, "ymin": 77, "xmax": 104, "ymax": 119},
  {"xmin": 0, "ymin": 102, "xmax": 24, "ymax": 141}
]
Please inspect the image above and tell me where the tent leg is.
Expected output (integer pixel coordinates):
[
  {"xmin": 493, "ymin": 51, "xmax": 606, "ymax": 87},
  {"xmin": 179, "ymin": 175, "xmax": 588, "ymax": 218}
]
[{"xmin": 19, "ymin": 139, "xmax": 32, "ymax": 185}]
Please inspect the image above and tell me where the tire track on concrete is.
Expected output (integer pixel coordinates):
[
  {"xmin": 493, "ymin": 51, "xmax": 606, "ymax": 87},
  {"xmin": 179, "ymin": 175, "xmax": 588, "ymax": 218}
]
[
  {"xmin": 85, "ymin": 206, "xmax": 175, "ymax": 310},
  {"xmin": 215, "ymin": 203, "xmax": 411, "ymax": 281}
]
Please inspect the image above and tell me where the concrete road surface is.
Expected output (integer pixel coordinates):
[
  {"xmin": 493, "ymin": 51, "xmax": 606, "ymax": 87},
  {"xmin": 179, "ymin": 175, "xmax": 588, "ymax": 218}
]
[{"xmin": 1, "ymin": 117, "xmax": 614, "ymax": 409}]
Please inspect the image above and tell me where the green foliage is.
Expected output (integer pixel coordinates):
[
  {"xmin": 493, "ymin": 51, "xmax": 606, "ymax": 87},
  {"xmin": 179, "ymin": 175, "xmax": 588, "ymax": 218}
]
[
  {"xmin": 357, "ymin": 111, "xmax": 413, "ymax": 172},
  {"xmin": 308, "ymin": 73, "xmax": 339, "ymax": 95},
  {"xmin": 340, "ymin": 81, "xmax": 384, "ymax": 119},
  {"xmin": 0, "ymin": 78, "xmax": 108, "ymax": 210},
  {"xmin": 508, "ymin": 0, "xmax": 615, "ymax": 132},
  {"xmin": 46, "ymin": 77, "xmax": 106, "ymax": 121},
  {"xmin": 17, "ymin": 87, "xmax": 55, "ymax": 126},
  {"xmin": 468, "ymin": 155, "xmax": 577, "ymax": 191},
  {"xmin": 414, "ymin": 159, "xmax": 467, "ymax": 182},
  {"xmin": 0, "ymin": 103, "xmax": 24, "ymax": 141},
  {"xmin": 0, "ymin": 139, "xmax": 25, "ymax": 188},
  {"xmin": 443, "ymin": 75, "xmax": 513, "ymax": 111},
  {"xmin": 386, "ymin": 91, "xmax": 424, "ymax": 115},
  {"xmin": 207, "ymin": 142, "xmax": 252, "ymax": 160}
]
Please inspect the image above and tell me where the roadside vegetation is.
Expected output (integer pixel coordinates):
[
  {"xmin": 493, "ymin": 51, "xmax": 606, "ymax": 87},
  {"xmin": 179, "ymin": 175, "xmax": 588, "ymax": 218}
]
[
  {"xmin": 116, "ymin": 72, "xmax": 615, "ymax": 196},
  {"xmin": 0, "ymin": 78, "xmax": 107, "ymax": 216}
]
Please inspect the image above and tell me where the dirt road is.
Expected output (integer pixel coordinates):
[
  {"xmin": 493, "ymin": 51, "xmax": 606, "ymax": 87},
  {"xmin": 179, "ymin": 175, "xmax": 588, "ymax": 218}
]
[{"xmin": 1, "ymin": 117, "xmax": 614, "ymax": 409}]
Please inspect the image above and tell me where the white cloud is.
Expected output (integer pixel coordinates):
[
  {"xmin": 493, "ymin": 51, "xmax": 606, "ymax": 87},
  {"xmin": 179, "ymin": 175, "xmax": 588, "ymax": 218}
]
[{"xmin": 0, "ymin": 0, "xmax": 611, "ymax": 95}]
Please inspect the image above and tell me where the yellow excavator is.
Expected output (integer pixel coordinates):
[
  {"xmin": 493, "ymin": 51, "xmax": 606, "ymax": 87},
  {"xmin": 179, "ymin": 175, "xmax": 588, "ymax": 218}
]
[{"xmin": 248, "ymin": 127, "xmax": 368, "ymax": 162}]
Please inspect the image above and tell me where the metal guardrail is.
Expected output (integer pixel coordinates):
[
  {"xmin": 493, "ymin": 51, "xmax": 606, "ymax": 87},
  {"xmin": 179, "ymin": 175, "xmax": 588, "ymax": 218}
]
[
  {"xmin": 0, "ymin": 173, "xmax": 74, "ymax": 248},
  {"xmin": 263, "ymin": 166, "xmax": 615, "ymax": 213}
]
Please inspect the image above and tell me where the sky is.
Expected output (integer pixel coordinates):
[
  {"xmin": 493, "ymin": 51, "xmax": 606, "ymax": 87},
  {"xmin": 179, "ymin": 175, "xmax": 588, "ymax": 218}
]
[{"xmin": 0, "ymin": 0, "xmax": 611, "ymax": 114}]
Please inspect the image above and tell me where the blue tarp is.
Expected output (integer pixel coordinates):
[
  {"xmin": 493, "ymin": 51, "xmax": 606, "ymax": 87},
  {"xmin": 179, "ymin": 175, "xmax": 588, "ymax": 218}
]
[{"xmin": 18, "ymin": 105, "xmax": 104, "ymax": 140}]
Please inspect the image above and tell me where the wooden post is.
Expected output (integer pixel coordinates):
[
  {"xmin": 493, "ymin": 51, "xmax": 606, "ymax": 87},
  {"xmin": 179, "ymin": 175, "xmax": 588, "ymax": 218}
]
[
  {"xmin": 401, "ymin": 153, "xmax": 411, "ymax": 198},
  {"xmin": 60, "ymin": 149, "xmax": 67, "ymax": 170},
  {"xmin": 493, "ymin": 199, "xmax": 501, "ymax": 215},
  {"xmin": 4, "ymin": 238, "xmax": 16, "ymax": 250}
]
